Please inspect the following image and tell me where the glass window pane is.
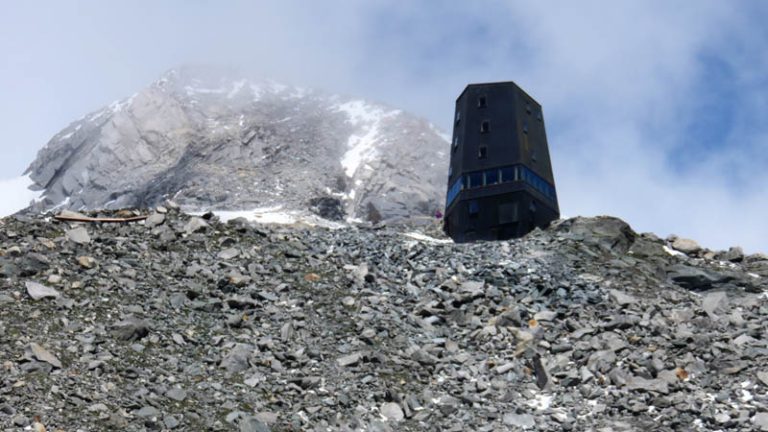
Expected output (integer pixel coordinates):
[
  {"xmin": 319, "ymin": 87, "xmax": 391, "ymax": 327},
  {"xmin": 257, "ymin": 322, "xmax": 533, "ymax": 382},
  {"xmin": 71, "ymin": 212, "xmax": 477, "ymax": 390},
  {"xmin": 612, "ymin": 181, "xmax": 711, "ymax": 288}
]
[
  {"xmin": 501, "ymin": 167, "xmax": 514, "ymax": 182},
  {"xmin": 469, "ymin": 172, "xmax": 483, "ymax": 188},
  {"xmin": 485, "ymin": 169, "xmax": 498, "ymax": 185},
  {"xmin": 469, "ymin": 200, "xmax": 479, "ymax": 215}
]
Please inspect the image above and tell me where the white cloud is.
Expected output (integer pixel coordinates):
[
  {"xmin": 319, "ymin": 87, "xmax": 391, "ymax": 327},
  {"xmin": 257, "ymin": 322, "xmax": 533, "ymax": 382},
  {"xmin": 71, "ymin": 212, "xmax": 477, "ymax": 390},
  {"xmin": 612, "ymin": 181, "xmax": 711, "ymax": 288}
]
[
  {"xmin": 489, "ymin": 1, "xmax": 768, "ymax": 253},
  {"xmin": 0, "ymin": 175, "xmax": 42, "ymax": 217}
]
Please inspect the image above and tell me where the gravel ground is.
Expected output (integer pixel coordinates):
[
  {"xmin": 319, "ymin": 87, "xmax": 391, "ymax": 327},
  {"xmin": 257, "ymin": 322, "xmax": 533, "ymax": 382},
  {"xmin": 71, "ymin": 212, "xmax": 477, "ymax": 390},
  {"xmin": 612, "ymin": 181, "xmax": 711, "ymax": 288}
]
[{"xmin": 1, "ymin": 208, "xmax": 768, "ymax": 431}]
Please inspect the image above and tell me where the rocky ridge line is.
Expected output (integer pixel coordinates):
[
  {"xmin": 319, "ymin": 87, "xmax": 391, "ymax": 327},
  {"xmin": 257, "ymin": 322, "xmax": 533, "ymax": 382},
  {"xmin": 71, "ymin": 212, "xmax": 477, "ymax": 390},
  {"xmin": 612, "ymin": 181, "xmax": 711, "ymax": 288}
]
[{"xmin": 23, "ymin": 66, "xmax": 448, "ymax": 224}]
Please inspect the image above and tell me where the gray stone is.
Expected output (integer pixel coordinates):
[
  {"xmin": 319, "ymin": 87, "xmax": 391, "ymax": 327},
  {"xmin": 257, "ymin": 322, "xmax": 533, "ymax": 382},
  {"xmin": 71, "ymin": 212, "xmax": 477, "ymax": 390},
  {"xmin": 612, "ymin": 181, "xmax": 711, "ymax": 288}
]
[
  {"xmin": 533, "ymin": 310, "xmax": 557, "ymax": 321},
  {"xmin": 238, "ymin": 416, "xmax": 271, "ymax": 432},
  {"xmin": 135, "ymin": 406, "xmax": 160, "ymax": 418},
  {"xmin": 145, "ymin": 212, "xmax": 166, "ymax": 228},
  {"xmin": 757, "ymin": 371, "xmax": 768, "ymax": 387},
  {"xmin": 164, "ymin": 415, "xmax": 181, "ymax": 429},
  {"xmin": 165, "ymin": 387, "xmax": 187, "ymax": 401},
  {"xmin": 702, "ymin": 291, "xmax": 729, "ymax": 319},
  {"xmin": 88, "ymin": 403, "xmax": 109, "ymax": 412},
  {"xmin": 671, "ymin": 238, "xmax": 701, "ymax": 255},
  {"xmin": 627, "ymin": 376, "xmax": 669, "ymax": 394},
  {"xmin": 503, "ymin": 413, "xmax": 535, "ymax": 428},
  {"xmin": 25, "ymin": 281, "xmax": 60, "ymax": 300},
  {"xmin": 753, "ymin": 413, "xmax": 768, "ymax": 431},
  {"xmin": 724, "ymin": 246, "xmax": 745, "ymax": 262},
  {"xmin": 336, "ymin": 352, "xmax": 363, "ymax": 367},
  {"xmin": 12, "ymin": 414, "xmax": 29, "ymax": 427},
  {"xmin": 380, "ymin": 402, "xmax": 404, "ymax": 421},
  {"xmin": 221, "ymin": 344, "xmax": 254, "ymax": 373},
  {"xmin": 183, "ymin": 217, "xmax": 209, "ymax": 234},
  {"xmin": 608, "ymin": 289, "xmax": 637, "ymax": 306},
  {"xmin": 111, "ymin": 317, "xmax": 152, "ymax": 341},
  {"xmin": 28, "ymin": 342, "xmax": 62, "ymax": 369},
  {"xmin": 66, "ymin": 227, "xmax": 91, "ymax": 244},
  {"xmin": 553, "ymin": 216, "xmax": 636, "ymax": 253},
  {"xmin": 217, "ymin": 247, "xmax": 240, "ymax": 260}
]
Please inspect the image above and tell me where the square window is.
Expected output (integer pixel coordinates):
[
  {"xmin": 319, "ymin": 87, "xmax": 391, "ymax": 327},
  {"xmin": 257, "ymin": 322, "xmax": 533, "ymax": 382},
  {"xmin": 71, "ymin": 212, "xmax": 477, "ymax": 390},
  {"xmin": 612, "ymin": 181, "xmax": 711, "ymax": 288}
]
[
  {"xmin": 478, "ymin": 146, "xmax": 487, "ymax": 159},
  {"xmin": 478, "ymin": 95, "xmax": 487, "ymax": 108},
  {"xmin": 480, "ymin": 120, "xmax": 490, "ymax": 133}
]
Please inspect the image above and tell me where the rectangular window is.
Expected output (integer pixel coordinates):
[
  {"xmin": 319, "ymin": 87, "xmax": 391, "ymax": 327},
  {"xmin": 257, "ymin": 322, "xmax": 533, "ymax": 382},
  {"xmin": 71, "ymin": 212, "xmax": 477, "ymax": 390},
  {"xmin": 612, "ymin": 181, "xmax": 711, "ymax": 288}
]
[
  {"xmin": 480, "ymin": 120, "xmax": 490, "ymax": 133},
  {"xmin": 455, "ymin": 110, "xmax": 461, "ymax": 123},
  {"xmin": 468, "ymin": 200, "xmax": 479, "ymax": 217},
  {"xmin": 501, "ymin": 167, "xmax": 514, "ymax": 183},
  {"xmin": 499, "ymin": 202, "xmax": 519, "ymax": 224},
  {"xmin": 523, "ymin": 121, "xmax": 528, "ymax": 134},
  {"xmin": 469, "ymin": 172, "xmax": 483, "ymax": 188},
  {"xmin": 452, "ymin": 136, "xmax": 459, "ymax": 153},
  {"xmin": 445, "ymin": 176, "xmax": 465, "ymax": 207},
  {"xmin": 485, "ymin": 169, "xmax": 498, "ymax": 185},
  {"xmin": 526, "ymin": 103, "xmax": 532, "ymax": 114},
  {"xmin": 478, "ymin": 146, "xmax": 487, "ymax": 159},
  {"xmin": 478, "ymin": 95, "xmax": 487, "ymax": 108}
]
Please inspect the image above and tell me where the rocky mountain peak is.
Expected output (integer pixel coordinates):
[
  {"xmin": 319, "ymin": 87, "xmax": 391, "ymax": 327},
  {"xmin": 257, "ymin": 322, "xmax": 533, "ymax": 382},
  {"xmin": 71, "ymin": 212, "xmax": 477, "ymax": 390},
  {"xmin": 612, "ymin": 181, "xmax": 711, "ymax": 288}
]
[{"xmin": 24, "ymin": 67, "xmax": 449, "ymax": 224}]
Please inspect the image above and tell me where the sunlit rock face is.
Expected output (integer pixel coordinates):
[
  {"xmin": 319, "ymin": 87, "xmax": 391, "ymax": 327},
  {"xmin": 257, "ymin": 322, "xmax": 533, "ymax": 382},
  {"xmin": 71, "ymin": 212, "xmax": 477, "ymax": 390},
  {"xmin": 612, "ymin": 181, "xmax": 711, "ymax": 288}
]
[{"xmin": 25, "ymin": 66, "xmax": 449, "ymax": 223}]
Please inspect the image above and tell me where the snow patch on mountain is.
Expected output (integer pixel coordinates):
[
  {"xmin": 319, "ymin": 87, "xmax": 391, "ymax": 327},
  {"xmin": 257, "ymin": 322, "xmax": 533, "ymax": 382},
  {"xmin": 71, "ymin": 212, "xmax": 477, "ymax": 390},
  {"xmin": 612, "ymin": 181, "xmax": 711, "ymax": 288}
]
[
  {"xmin": 336, "ymin": 100, "xmax": 401, "ymax": 178},
  {"xmin": 193, "ymin": 206, "xmax": 346, "ymax": 229}
]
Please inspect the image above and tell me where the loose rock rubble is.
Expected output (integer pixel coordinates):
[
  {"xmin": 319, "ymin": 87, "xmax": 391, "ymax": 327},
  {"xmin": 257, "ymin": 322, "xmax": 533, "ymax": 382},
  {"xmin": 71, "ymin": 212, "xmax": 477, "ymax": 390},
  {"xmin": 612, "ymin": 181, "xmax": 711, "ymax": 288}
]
[{"xmin": 1, "ymin": 209, "xmax": 767, "ymax": 431}]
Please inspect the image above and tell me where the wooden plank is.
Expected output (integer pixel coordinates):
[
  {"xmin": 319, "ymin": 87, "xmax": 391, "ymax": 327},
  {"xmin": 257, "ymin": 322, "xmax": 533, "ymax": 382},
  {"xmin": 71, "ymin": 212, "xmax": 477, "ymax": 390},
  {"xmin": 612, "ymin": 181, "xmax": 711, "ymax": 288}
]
[{"xmin": 53, "ymin": 214, "xmax": 149, "ymax": 223}]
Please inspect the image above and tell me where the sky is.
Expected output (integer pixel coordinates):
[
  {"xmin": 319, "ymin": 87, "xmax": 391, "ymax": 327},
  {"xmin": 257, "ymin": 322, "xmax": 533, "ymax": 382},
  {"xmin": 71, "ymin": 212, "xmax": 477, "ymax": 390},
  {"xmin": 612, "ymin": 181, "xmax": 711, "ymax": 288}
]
[{"xmin": 1, "ymin": 1, "xmax": 767, "ymax": 252}]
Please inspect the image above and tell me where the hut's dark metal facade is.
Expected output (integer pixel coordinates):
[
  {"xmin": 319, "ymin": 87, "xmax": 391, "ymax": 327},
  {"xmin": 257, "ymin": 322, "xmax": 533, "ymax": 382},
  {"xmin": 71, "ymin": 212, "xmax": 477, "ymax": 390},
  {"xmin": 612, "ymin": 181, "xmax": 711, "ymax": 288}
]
[{"xmin": 444, "ymin": 82, "xmax": 559, "ymax": 243}]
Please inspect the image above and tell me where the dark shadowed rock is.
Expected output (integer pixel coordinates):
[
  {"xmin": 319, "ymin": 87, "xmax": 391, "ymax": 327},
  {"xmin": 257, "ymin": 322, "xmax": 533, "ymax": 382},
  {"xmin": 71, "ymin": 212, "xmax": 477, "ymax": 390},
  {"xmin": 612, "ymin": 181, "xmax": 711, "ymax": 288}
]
[
  {"xmin": 111, "ymin": 317, "xmax": 152, "ymax": 341},
  {"xmin": 667, "ymin": 264, "xmax": 734, "ymax": 290}
]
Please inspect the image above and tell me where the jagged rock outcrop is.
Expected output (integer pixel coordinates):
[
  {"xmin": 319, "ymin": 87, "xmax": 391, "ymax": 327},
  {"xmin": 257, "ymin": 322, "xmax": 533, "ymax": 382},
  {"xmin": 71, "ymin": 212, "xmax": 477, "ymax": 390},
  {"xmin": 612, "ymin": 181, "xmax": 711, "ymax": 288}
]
[
  {"xmin": 1, "ymin": 211, "xmax": 767, "ymax": 431},
  {"xmin": 24, "ymin": 67, "xmax": 449, "ymax": 222}
]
